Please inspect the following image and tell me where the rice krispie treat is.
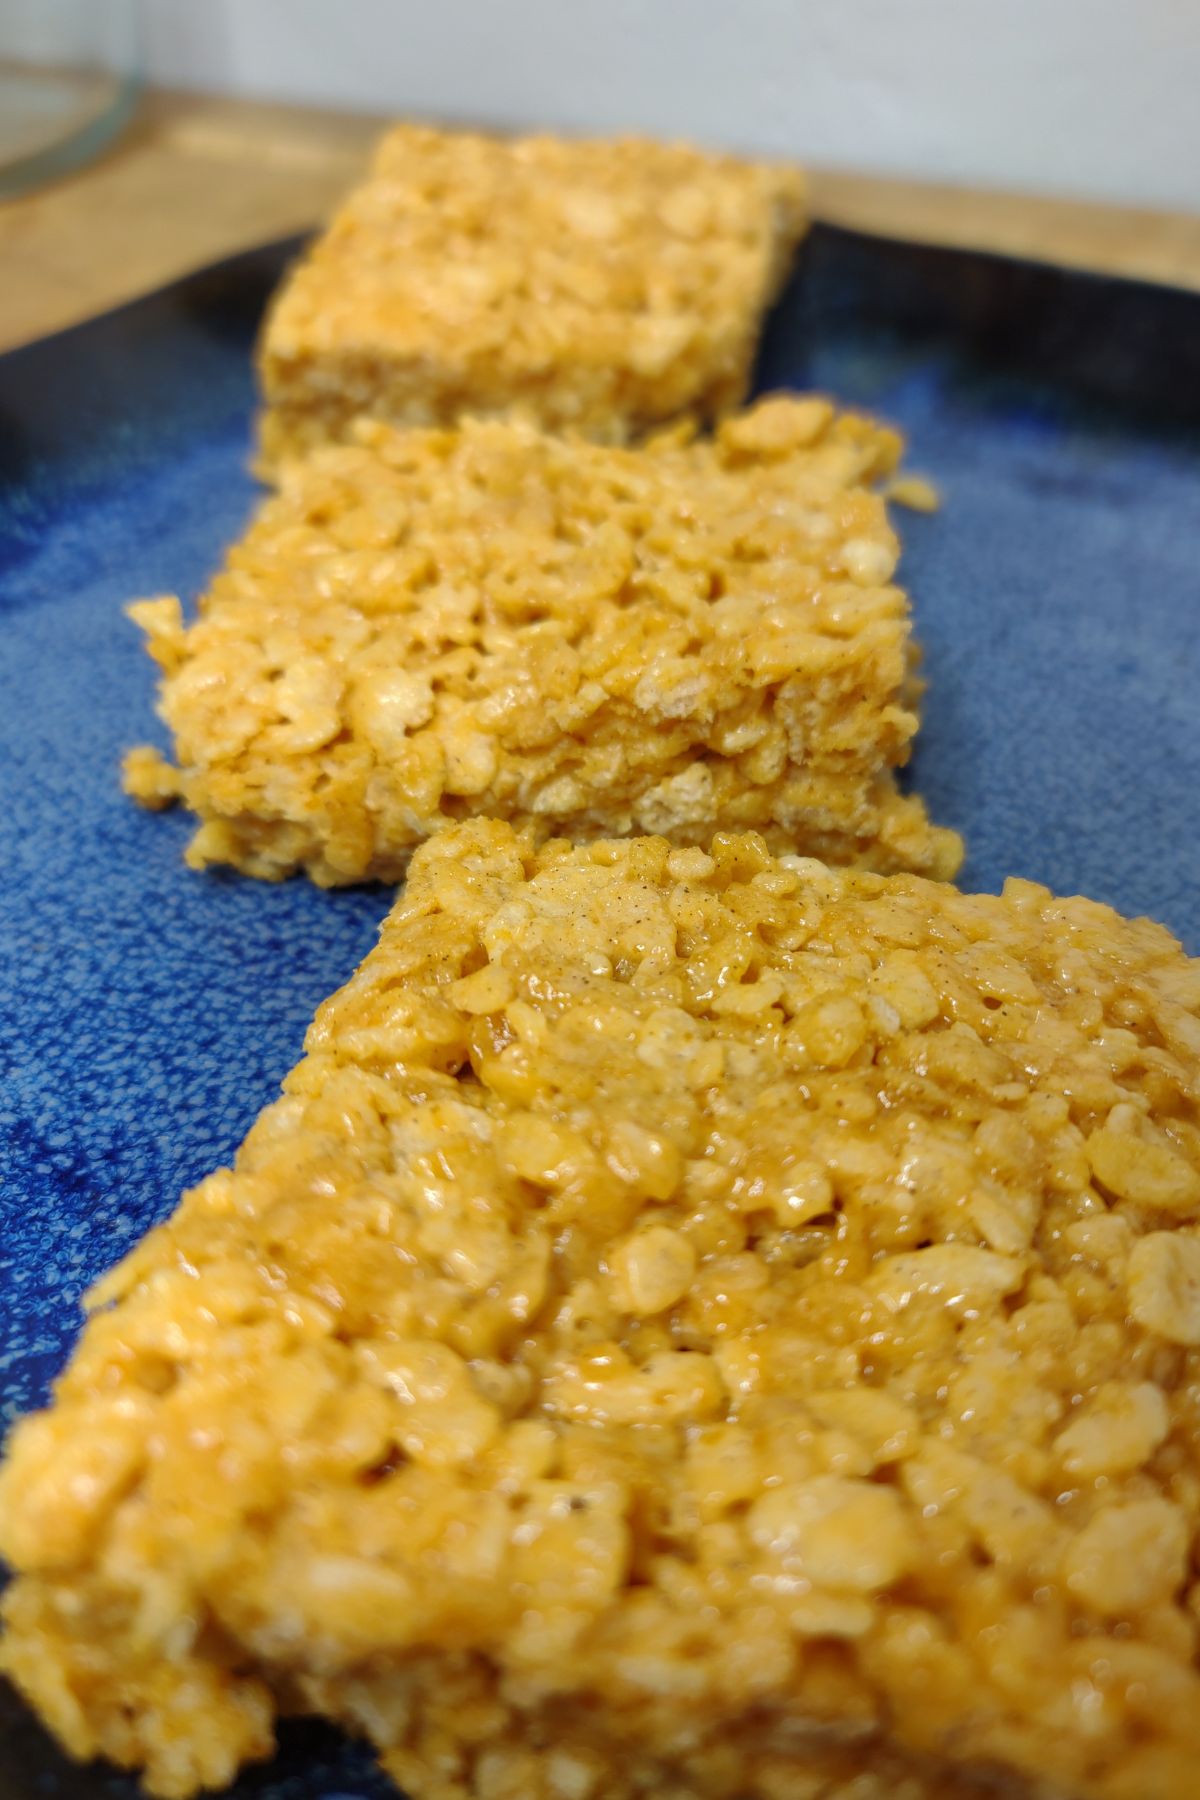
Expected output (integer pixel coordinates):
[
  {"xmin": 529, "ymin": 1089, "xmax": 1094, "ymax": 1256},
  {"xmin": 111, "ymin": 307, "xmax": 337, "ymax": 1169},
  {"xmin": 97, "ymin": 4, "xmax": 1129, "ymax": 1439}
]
[
  {"xmin": 255, "ymin": 123, "xmax": 806, "ymax": 469},
  {"xmin": 4, "ymin": 822, "xmax": 1200, "ymax": 1800},
  {"xmin": 124, "ymin": 397, "xmax": 961, "ymax": 885}
]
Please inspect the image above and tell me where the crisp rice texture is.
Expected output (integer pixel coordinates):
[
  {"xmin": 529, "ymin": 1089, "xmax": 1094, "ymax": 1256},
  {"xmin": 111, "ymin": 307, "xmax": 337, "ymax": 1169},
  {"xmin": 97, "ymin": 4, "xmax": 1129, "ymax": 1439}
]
[
  {"xmin": 4, "ymin": 823, "xmax": 1200, "ymax": 1800},
  {"xmin": 255, "ymin": 123, "xmax": 807, "ymax": 468},
  {"xmin": 123, "ymin": 397, "xmax": 961, "ymax": 886}
]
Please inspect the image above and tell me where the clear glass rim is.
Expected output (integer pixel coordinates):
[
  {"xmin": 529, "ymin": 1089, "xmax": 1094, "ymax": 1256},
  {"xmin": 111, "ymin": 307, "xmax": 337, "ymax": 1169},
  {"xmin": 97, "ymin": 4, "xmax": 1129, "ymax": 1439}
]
[
  {"xmin": 0, "ymin": 68, "xmax": 140, "ymax": 200},
  {"xmin": 0, "ymin": 0, "xmax": 144, "ymax": 204}
]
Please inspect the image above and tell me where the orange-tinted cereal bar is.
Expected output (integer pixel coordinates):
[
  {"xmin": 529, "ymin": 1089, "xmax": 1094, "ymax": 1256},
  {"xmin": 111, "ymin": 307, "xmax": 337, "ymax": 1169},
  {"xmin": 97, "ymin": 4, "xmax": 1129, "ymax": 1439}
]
[
  {"xmin": 124, "ymin": 397, "xmax": 960, "ymax": 885},
  {"xmin": 256, "ymin": 123, "xmax": 806, "ymax": 469},
  {"xmin": 4, "ymin": 823, "xmax": 1200, "ymax": 1799}
]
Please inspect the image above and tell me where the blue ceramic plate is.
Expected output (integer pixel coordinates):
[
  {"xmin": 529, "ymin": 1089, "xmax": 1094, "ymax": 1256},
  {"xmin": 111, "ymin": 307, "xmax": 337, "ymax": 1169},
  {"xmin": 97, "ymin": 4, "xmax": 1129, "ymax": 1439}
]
[{"xmin": 1, "ymin": 227, "xmax": 1199, "ymax": 1800}]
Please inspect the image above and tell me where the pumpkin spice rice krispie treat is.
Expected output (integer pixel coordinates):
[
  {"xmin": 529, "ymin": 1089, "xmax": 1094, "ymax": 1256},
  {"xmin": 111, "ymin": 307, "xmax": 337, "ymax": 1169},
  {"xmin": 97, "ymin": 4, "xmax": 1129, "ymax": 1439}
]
[
  {"xmin": 4, "ymin": 823, "xmax": 1200, "ymax": 1800},
  {"xmin": 124, "ymin": 396, "xmax": 961, "ymax": 885},
  {"xmin": 255, "ymin": 123, "xmax": 806, "ymax": 469}
]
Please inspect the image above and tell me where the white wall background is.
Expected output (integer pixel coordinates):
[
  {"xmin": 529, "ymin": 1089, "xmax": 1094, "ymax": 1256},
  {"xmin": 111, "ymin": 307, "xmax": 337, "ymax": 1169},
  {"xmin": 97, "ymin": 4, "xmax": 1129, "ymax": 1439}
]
[{"xmin": 142, "ymin": 0, "xmax": 1200, "ymax": 214}]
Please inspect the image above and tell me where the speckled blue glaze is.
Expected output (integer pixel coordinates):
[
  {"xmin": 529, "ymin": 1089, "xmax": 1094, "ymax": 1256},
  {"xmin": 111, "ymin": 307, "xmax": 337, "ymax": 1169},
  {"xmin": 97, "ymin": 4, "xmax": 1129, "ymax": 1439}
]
[{"xmin": 0, "ymin": 229, "xmax": 1198, "ymax": 1800}]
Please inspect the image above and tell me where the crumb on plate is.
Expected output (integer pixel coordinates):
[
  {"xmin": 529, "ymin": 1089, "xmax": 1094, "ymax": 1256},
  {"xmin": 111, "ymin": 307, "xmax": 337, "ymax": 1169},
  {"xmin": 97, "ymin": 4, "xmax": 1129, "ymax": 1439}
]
[{"xmin": 885, "ymin": 473, "xmax": 941, "ymax": 513}]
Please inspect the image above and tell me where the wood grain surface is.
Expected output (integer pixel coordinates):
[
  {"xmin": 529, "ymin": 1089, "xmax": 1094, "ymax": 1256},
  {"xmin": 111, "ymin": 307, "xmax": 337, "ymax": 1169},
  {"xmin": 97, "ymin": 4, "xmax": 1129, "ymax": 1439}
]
[{"xmin": 2, "ymin": 89, "xmax": 1199, "ymax": 353}]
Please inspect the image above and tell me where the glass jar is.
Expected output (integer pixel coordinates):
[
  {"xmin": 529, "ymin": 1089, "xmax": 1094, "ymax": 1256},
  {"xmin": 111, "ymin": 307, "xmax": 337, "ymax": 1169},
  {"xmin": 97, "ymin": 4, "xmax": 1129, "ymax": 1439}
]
[{"xmin": 0, "ymin": 0, "xmax": 142, "ymax": 198}]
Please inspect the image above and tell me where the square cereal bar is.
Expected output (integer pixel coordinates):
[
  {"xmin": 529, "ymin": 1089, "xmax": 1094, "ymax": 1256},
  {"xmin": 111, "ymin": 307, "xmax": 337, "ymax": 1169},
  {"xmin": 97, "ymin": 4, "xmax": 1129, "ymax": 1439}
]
[
  {"xmin": 4, "ymin": 822, "xmax": 1200, "ymax": 1800},
  {"xmin": 256, "ymin": 123, "xmax": 806, "ymax": 469},
  {"xmin": 124, "ymin": 396, "xmax": 961, "ymax": 885}
]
